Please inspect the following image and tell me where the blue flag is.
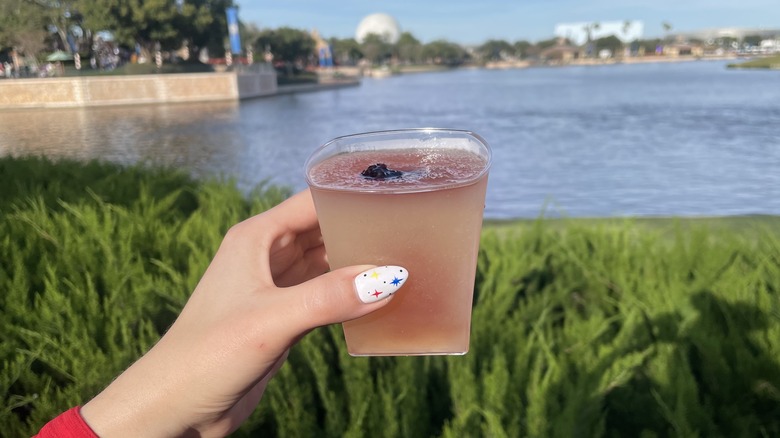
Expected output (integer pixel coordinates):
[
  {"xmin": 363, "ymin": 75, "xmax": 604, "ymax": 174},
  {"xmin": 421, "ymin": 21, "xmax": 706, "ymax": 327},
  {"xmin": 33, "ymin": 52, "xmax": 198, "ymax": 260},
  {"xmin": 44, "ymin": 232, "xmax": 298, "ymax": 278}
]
[{"xmin": 226, "ymin": 7, "xmax": 241, "ymax": 55}]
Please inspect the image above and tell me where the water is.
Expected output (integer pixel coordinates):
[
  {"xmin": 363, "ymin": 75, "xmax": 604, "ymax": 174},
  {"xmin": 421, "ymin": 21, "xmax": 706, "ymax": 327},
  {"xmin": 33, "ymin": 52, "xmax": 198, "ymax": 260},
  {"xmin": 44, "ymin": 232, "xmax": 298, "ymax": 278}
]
[{"xmin": 2, "ymin": 60, "xmax": 779, "ymax": 219}]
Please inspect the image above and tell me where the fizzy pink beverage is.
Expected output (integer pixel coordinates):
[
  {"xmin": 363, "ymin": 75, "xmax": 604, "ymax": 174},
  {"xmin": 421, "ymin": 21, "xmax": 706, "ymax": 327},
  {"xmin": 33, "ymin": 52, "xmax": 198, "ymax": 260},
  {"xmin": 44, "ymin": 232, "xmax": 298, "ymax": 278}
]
[{"xmin": 305, "ymin": 129, "xmax": 491, "ymax": 356}]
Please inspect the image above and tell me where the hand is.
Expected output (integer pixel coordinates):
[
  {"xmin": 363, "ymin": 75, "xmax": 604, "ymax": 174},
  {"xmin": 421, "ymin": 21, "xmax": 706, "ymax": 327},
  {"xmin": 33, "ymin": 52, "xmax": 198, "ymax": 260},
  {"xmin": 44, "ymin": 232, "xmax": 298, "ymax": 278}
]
[{"xmin": 80, "ymin": 190, "xmax": 400, "ymax": 437}]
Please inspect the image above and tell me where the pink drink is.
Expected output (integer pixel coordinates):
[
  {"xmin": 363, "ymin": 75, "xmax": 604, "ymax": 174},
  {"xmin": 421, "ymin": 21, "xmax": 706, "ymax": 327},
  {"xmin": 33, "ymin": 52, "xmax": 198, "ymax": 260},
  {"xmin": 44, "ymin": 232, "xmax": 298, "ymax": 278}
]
[{"xmin": 305, "ymin": 130, "xmax": 491, "ymax": 356}]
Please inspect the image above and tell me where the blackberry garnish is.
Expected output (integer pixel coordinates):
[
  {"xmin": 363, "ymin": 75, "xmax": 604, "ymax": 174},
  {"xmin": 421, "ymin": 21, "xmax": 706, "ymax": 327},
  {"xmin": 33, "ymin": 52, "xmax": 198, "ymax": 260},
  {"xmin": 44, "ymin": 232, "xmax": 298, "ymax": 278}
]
[{"xmin": 361, "ymin": 163, "xmax": 403, "ymax": 179}]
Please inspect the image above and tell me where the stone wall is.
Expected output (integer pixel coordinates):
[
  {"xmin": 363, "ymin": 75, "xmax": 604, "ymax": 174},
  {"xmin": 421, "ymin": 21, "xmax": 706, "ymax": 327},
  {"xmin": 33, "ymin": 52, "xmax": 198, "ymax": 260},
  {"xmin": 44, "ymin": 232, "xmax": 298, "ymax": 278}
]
[
  {"xmin": 236, "ymin": 71, "xmax": 278, "ymax": 99},
  {"xmin": 0, "ymin": 70, "xmax": 277, "ymax": 109}
]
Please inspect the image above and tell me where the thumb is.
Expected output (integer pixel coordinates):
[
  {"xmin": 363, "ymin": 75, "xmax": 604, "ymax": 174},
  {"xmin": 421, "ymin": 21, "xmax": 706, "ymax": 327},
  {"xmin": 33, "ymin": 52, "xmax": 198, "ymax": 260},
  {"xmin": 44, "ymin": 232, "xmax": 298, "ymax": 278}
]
[{"xmin": 283, "ymin": 264, "xmax": 409, "ymax": 334}]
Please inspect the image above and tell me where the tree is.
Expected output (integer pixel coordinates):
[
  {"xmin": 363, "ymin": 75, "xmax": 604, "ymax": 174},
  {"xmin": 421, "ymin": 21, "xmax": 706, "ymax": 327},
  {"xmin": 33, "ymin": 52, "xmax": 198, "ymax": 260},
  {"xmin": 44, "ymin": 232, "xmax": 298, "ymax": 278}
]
[
  {"xmin": 635, "ymin": 38, "xmax": 662, "ymax": 55},
  {"xmin": 580, "ymin": 22, "xmax": 601, "ymax": 57},
  {"xmin": 240, "ymin": 22, "xmax": 263, "ymax": 53},
  {"xmin": 253, "ymin": 27, "xmax": 314, "ymax": 66},
  {"xmin": 10, "ymin": 28, "xmax": 49, "ymax": 58},
  {"xmin": 173, "ymin": 0, "xmax": 233, "ymax": 56},
  {"xmin": 73, "ymin": 0, "xmax": 233, "ymax": 55},
  {"xmin": 395, "ymin": 32, "xmax": 421, "ymax": 64},
  {"xmin": 595, "ymin": 35, "xmax": 624, "ymax": 54},
  {"xmin": 717, "ymin": 36, "xmax": 739, "ymax": 50},
  {"xmin": 743, "ymin": 35, "xmax": 763, "ymax": 47},
  {"xmin": 75, "ymin": 0, "xmax": 175, "ymax": 50},
  {"xmin": 360, "ymin": 33, "xmax": 392, "ymax": 64},
  {"xmin": 513, "ymin": 40, "xmax": 532, "ymax": 59},
  {"xmin": 0, "ymin": 0, "xmax": 63, "ymax": 56},
  {"xmin": 477, "ymin": 39, "xmax": 513, "ymax": 61},
  {"xmin": 535, "ymin": 37, "xmax": 560, "ymax": 50},
  {"xmin": 421, "ymin": 39, "xmax": 466, "ymax": 65},
  {"xmin": 622, "ymin": 20, "xmax": 632, "ymax": 40},
  {"xmin": 583, "ymin": 22, "xmax": 601, "ymax": 43},
  {"xmin": 329, "ymin": 37, "xmax": 362, "ymax": 65},
  {"xmin": 662, "ymin": 21, "xmax": 673, "ymax": 41}
]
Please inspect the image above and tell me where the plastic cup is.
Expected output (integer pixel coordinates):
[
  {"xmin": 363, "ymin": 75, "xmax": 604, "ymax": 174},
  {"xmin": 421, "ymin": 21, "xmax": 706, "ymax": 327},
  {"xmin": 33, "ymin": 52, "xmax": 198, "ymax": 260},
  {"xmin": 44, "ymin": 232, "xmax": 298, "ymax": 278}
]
[{"xmin": 304, "ymin": 129, "xmax": 491, "ymax": 356}]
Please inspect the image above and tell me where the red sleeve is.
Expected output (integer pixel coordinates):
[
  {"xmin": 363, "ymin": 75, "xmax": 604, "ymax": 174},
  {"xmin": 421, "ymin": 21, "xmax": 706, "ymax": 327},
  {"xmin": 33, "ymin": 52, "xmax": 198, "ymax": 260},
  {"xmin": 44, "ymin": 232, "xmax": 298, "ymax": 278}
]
[{"xmin": 34, "ymin": 406, "xmax": 99, "ymax": 438}]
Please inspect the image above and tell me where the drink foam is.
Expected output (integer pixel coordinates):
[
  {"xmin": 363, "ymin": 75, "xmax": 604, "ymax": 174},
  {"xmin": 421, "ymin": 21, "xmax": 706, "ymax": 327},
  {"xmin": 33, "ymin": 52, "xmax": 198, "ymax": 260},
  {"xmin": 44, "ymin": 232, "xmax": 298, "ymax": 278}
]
[{"xmin": 307, "ymin": 148, "xmax": 488, "ymax": 192}]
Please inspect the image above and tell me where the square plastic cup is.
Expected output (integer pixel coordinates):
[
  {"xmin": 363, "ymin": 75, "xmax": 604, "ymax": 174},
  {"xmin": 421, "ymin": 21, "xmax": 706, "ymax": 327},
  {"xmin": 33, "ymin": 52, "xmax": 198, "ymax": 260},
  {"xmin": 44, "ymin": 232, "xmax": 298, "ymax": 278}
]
[{"xmin": 304, "ymin": 129, "xmax": 491, "ymax": 356}]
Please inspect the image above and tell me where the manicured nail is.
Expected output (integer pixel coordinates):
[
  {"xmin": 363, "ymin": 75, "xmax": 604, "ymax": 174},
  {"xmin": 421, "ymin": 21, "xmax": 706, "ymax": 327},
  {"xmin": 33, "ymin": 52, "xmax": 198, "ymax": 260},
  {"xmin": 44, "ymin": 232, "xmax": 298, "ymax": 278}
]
[{"xmin": 354, "ymin": 265, "xmax": 409, "ymax": 304}]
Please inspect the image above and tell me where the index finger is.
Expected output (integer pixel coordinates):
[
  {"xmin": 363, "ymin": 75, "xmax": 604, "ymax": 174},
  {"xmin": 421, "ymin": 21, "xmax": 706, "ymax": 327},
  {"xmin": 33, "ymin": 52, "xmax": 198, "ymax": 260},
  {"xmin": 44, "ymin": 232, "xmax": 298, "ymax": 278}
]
[
  {"xmin": 263, "ymin": 189, "xmax": 319, "ymax": 234},
  {"xmin": 221, "ymin": 189, "xmax": 321, "ymax": 280}
]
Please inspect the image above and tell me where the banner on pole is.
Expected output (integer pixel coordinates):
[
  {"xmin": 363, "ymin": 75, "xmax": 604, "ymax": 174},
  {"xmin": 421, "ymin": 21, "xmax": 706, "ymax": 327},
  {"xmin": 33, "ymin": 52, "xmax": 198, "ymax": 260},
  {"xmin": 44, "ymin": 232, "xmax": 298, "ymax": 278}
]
[{"xmin": 226, "ymin": 7, "xmax": 242, "ymax": 55}]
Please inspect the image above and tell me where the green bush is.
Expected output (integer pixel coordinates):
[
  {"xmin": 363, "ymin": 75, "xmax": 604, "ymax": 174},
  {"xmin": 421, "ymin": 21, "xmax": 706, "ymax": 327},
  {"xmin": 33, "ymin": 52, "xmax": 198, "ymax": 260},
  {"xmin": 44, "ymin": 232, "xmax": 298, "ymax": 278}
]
[
  {"xmin": 727, "ymin": 54, "xmax": 780, "ymax": 69},
  {"xmin": 1, "ymin": 157, "xmax": 779, "ymax": 437}
]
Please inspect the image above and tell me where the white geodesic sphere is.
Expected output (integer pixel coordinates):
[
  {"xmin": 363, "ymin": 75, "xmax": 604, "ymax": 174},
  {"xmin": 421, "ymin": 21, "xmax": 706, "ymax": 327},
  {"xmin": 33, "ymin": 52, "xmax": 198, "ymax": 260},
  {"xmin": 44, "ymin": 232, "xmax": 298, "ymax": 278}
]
[{"xmin": 355, "ymin": 13, "xmax": 401, "ymax": 44}]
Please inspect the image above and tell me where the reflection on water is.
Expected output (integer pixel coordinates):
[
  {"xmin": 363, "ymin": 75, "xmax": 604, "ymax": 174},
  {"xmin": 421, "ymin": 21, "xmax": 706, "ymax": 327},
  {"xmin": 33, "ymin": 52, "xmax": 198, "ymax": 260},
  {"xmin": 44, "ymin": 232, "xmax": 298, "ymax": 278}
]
[
  {"xmin": 1, "ymin": 101, "xmax": 247, "ymax": 180},
  {"xmin": 2, "ymin": 60, "xmax": 780, "ymax": 219}
]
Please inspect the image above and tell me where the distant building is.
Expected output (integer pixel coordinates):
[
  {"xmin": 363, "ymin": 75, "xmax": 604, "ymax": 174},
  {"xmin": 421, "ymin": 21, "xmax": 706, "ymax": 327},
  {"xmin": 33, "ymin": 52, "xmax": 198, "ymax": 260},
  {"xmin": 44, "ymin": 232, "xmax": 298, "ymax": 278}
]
[
  {"xmin": 670, "ymin": 27, "xmax": 780, "ymax": 42},
  {"xmin": 555, "ymin": 21, "xmax": 644, "ymax": 45},
  {"xmin": 663, "ymin": 43, "xmax": 704, "ymax": 57},
  {"xmin": 540, "ymin": 42, "xmax": 580, "ymax": 63}
]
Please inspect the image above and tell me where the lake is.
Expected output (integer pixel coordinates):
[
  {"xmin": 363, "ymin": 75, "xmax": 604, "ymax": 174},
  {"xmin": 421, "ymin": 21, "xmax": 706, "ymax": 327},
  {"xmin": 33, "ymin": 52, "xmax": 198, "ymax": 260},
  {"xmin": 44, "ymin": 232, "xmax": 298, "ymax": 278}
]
[{"xmin": 1, "ymin": 60, "xmax": 779, "ymax": 219}]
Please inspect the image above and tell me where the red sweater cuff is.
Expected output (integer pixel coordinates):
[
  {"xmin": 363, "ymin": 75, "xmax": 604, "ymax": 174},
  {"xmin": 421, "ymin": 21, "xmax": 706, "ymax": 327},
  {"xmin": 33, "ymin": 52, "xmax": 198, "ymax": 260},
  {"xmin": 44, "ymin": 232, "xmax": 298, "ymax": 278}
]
[{"xmin": 34, "ymin": 406, "xmax": 99, "ymax": 438}]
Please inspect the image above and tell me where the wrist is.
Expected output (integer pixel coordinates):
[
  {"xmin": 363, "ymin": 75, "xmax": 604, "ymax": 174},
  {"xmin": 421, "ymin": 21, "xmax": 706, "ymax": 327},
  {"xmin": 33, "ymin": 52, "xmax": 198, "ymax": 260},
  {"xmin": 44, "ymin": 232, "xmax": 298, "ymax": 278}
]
[{"xmin": 80, "ymin": 344, "xmax": 190, "ymax": 437}]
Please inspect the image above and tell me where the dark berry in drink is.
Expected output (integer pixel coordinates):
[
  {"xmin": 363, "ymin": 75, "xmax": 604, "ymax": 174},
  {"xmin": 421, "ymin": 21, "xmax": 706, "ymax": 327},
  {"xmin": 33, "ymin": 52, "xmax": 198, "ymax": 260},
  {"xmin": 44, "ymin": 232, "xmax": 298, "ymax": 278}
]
[{"xmin": 361, "ymin": 163, "xmax": 403, "ymax": 179}]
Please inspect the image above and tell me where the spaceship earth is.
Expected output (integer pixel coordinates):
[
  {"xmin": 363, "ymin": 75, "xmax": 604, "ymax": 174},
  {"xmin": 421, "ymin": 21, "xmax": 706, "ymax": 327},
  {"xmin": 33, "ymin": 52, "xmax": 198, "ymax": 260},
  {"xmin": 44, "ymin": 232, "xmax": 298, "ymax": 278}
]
[{"xmin": 355, "ymin": 13, "xmax": 401, "ymax": 44}]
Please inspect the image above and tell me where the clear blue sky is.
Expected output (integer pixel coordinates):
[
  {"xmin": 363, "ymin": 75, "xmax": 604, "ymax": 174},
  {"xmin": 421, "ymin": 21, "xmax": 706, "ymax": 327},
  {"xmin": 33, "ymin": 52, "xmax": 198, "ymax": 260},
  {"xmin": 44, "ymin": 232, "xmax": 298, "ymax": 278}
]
[{"xmin": 236, "ymin": 0, "xmax": 778, "ymax": 44}]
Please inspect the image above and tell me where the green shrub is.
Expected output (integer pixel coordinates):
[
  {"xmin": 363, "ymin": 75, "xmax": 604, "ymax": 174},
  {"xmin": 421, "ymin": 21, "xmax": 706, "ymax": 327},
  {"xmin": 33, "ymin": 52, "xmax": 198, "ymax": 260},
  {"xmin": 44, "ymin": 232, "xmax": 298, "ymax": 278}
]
[
  {"xmin": 727, "ymin": 54, "xmax": 780, "ymax": 69},
  {"xmin": 1, "ymin": 157, "xmax": 779, "ymax": 437}
]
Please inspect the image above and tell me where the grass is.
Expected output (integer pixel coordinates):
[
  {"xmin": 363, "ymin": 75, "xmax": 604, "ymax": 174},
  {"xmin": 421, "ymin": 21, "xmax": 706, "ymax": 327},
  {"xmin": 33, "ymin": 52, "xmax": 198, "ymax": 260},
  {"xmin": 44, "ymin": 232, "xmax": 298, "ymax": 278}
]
[
  {"xmin": 1, "ymin": 156, "xmax": 779, "ymax": 437},
  {"xmin": 727, "ymin": 54, "xmax": 780, "ymax": 69},
  {"xmin": 276, "ymin": 71, "xmax": 319, "ymax": 86}
]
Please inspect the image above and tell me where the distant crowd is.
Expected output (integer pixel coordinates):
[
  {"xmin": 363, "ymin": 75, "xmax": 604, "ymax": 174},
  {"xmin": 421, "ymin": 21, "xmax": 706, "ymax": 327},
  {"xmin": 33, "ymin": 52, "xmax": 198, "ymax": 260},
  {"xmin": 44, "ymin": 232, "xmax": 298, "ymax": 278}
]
[{"xmin": 1, "ymin": 61, "xmax": 64, "ymax": 79}]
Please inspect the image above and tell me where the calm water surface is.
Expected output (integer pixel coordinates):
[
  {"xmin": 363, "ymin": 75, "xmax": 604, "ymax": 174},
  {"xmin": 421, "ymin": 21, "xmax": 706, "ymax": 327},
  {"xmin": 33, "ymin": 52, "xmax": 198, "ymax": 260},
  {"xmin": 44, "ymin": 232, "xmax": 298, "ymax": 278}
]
[{"xmin": 2, "ymin": 60, "xmax": 779, "ymax": 219}]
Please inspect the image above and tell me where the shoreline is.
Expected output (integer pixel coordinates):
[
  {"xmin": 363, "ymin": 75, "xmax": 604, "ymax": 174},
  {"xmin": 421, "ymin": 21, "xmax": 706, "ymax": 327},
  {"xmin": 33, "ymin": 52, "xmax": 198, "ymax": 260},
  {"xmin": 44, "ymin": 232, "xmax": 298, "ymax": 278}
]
[
  {"xmin": 0, "ymin": 72, "xmax": 361, "ymax": 110},
  {"xmin": 482, "ymin": 54, "xmax": 742, "ymax": 70},
  {"xmin": 485, "ymin": 213, "xmax": 780, "ymax": 225},
  {"xmin": 272, "ymin": 77, "xmax": 360, "ymax": 96},
  {"xmin": 484, "ymin": 214, "xmax": 780, "ymax": 240},
  {"xmin": 320, "ymin": 54, "xmax": 752, "ymax": 81},
  {"xmin": 1, "ymin": 54, "xmax": 769, "ymax": 110}
]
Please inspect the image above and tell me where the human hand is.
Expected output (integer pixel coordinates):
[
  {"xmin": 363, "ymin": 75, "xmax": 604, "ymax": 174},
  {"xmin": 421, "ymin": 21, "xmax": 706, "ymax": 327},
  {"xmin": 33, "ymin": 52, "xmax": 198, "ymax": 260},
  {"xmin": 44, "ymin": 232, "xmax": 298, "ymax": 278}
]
[{"xmin": 80, "ymin": 189, "xmax": 404, "ymax": 437}]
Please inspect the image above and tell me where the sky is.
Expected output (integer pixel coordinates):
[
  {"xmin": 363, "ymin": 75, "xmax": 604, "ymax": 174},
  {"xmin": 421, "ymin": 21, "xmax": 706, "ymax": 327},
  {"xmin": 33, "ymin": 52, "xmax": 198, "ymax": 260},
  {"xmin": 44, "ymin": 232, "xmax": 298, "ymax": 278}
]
[{"xmin": 236, "ymin": 0, "xmax": 779, "ymax": 45}]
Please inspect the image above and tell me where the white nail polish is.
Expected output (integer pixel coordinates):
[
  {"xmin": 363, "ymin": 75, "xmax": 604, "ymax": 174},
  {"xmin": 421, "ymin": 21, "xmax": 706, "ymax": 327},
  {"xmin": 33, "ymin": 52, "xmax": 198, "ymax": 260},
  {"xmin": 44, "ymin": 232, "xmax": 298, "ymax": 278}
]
[{"xmin": 354, "ymin": 265, "xmax": 409, "ymax": 304}]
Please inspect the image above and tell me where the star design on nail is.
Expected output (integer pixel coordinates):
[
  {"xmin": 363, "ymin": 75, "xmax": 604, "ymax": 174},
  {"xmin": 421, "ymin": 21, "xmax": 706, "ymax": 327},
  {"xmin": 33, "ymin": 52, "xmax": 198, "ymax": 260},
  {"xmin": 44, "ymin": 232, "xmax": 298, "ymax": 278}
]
[{"xmin": 354, "ymin": 265, "xmax": 409, "ymax": 304}]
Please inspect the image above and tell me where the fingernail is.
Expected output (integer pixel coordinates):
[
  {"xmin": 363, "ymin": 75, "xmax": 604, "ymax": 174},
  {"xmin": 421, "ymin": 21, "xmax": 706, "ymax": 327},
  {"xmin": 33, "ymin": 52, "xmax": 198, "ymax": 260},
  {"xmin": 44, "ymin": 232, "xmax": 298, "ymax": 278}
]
[{"xmin": 354, "ymin": 265, "xmax": 409, "ymax": 304}]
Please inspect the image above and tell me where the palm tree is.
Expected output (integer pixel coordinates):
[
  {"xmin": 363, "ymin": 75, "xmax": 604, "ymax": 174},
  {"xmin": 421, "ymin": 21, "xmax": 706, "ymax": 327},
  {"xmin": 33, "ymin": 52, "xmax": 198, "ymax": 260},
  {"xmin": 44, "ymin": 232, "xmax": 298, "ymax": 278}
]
[
  {"xmin": 622, "ymin": 20, "xmax": 632, "ymax": 39},
  {"xmin": 662, "ymin": 21, "xmax": 673, "ymax": 41},
  {"xmin": 582, "ymin": 22, "xmax": 600, "ymax": 57},
  {"xmin": 582, "ymin": 22, "xmax": 601, "ymax": 43},
  {"xmin": 622, "ymin": 21, "xmax": 633, "ymax": 56}
]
